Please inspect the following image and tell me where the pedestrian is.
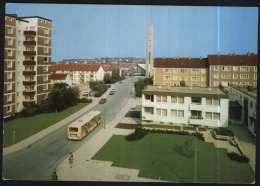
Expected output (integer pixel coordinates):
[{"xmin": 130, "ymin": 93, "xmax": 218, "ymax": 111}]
[
  {"xmin": 69, "ymin": 154, "xmax": 74, "ymax": 168},
  {"xmin": 52, "ymin": 171, "xmax": 58, "ymax": 181}
]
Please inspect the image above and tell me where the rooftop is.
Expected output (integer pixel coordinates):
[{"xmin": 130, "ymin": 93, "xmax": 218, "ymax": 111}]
[
  {"xmin": 154, "ymin": 57, "xmax": 208, "ymax": 68},
  {"xmin": 143, "ymin": 85, "xmax": 228, "ymax": 99},
  {"xmin": 229, "ymin": 84, "xmax": 257, "ymax": 99}
]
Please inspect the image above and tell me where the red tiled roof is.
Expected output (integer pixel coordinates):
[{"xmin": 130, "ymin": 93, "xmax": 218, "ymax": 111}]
[
  {"xmin": 102, "ymin": 65, "xmax": 120, "ymax": 71},
  {"xmin": 50, "ymin": 64, "xmax": 101, "ymax": 72},
  {"xmin": 51, "ymin": 73, "xmax": 67, "ymax": 80},
  {"xmin": 208, "ymin": 54, "xmax": 258, "ymax": 66},
  {"xmin": 154, "ymin": 58, "xmax": 208, "ymax": 68}
]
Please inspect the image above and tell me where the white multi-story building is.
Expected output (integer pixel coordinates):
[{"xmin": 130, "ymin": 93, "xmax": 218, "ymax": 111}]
[
  {"xmin": 142, "ymin": 86, "xmax": 229, "ymax": 128},
  {"xmin": 229, "ymin": 84, "xmax": 257, "ymax": 136}
]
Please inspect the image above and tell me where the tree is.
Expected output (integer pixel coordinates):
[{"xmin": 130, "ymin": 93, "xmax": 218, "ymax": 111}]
[
  {"xmin": 219, "ymin": 83, "xmax": 224, "ymax": 90},
  {"xmin": 180, "ymin": 80, "xmax": 186, "ymax": 87}
]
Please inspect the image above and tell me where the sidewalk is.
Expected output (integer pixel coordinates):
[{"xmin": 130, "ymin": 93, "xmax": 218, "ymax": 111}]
[
  {"xmin": 56, "ymin": 98, "xmax": 164, "ymax": 182},
  {"xmin": 3, "ymin": 87, "xmax": 112, "ymax": 156}
]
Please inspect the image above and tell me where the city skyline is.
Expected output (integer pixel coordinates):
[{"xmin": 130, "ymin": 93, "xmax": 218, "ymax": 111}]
[{"xmin": 6, "ymin": 4, "xmax": 258, "ymax": 61}]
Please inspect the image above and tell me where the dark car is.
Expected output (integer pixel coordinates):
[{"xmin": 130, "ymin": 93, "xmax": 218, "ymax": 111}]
[{"xmin": 99, "ymin": 98, "xmax": 107, "ymax": 104}]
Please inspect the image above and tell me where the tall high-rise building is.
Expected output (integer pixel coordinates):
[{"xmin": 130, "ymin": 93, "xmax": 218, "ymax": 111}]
[
  {"xmin": 146, "ymin": 24, "xmax": 154, "ymax": 77},
  {"xmin": 4, "ymin": 14, "xmax": 52, "ymax": 118}
]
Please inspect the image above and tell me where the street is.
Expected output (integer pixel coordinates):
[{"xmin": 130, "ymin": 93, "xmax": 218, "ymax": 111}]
[{"xmin": 2, "ymin": 77, "xmax": 135, "ymax": 180}]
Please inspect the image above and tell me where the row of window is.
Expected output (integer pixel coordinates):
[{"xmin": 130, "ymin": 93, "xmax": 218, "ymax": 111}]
[
  {"xmin": 213, "ymin": 81, "xmax": 257, "ymax": 86},
  {"xmin": 214, "ymin": 66, "xmax": 257, "ymax": 72},
  {"xmin": 164, "ymin": 68, "xmax": 207, "ymax": 74},
  {"xmin": 214, "ymin": 73, "xmax": 257, "ymax": 80},
  {"xmin": 145, "ymin": 95, "xmax": 220, "ymax": 105},
  {"xmin": 164, "ymin": 75, "xmax": 206, "ymax": 81}
]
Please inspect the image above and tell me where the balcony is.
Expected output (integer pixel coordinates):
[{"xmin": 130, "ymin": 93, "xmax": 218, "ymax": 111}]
[
  {"xmin": 190, "ymin": 104, "xmax": 204, "ymax": 111},
  {"xmin": 24, "ymin": 30, "xmax": 36, "ymax": 36},
  {"xmin": 23, "ymin": 71, "xmax": 36, "ymax": 76},
  {"xmin": 23, "ymin": 91, "xmax": 36, "ymax": 96},
  {"xmin": 23, "ymin": 51, "xmax": 36, "ymax": 56},
  {"xmin": 23, "ymin": 60, "xmax": 36, "ymax": 65},
  {"xmin": 23, "ymin": 101, "xmax": 36, "ymax": 107},
  {"xmin": 23, "ymin": 41, "xmax": 36, "ymax": 45},
  {"xmin": 189, "ymin": 117, "xmax": 204, "ymax": 125},
  {"xmin": 23, "ymin": 81, "xmax": 36, "ymax": 85}
]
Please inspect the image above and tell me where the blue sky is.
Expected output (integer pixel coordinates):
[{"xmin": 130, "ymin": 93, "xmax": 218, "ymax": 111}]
[{"xmin": 6, "ymin": 4, "xmax": 258, "ymax": 61}]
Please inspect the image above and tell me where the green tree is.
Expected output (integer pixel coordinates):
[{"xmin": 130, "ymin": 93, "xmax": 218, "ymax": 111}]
[{"xmin": 180, "ymin": 80, "xmax": 186, "ymax": 87}]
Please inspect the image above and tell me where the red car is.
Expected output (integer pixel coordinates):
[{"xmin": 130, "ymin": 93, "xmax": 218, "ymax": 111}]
[{"xmin": 99, "ymin": 98, "xmax": 107, "ymax": 104}]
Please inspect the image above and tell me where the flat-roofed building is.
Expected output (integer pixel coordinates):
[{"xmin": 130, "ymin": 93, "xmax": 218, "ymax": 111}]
[
  {"xmin": 229, "ymin": 84, "xmax": 257, "ymax": 136},
  {"xmin": 142, "ymin": 85, "xmax": 229, "ymax": 128},
  {"xmin": 153, "ymin": 57, "xmax": 209, "ymax": 87},
  {"xmin": 208, "ymin": 53, "xmax": 258, "ymax": 87}
]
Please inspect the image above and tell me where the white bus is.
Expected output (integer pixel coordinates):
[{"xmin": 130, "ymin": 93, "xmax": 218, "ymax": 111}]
[{"xmin": 68, "ymin": 111, "xmax": 101, "ymax": 140}]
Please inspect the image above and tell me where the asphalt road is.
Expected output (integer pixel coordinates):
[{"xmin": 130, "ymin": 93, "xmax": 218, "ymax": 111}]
[{"xmin": 2, "ymin": 77, "xmax": 136, "ymax": 180}]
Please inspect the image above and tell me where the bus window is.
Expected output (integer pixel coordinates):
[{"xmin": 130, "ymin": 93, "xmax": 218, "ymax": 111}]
[{"xmin": 69, "ymin": 127, "xmax": 78, "ymax": 132}]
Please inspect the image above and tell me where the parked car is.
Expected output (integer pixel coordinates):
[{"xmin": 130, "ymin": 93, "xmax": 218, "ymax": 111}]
[
  {"xmin": 82, "ymin": 92, "xmax": 88, "ymax": 96},
  {"xmin": 99, "ymin": 98, "xmax": 107, "ymax": 104},
  {"xmin": 109, "ymin": 90, "xmax": 116, "ymax": 95}
]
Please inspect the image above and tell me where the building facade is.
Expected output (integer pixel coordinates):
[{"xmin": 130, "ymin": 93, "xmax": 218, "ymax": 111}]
[
  {"xmin": 50, "ymin": 64, "xmax": 105, "ymax": 84},
  {"xmin": 142, "ymin": 86, "xmax": 229, "ymax": 128},
  {"xmin": 229, "ymin": 85, "xmax": 257, "ymax": 136},
  {"xmin": 4, "ymin": 14, "xmax": 52, "ymax": 118},
  {"xmin": 208, "ymin": 53, "xmax": 258, "ymax": 87},
  {"xmin": 153, "ymin": 57, "xmax": 209, "ymax": 87},
  {"xmin": 146, "ymin": 24, "xmax": 154, "ymax": 77},
  {"xmin": 50, "ymin": 73, "xmax": 73, "ymax": 86}
]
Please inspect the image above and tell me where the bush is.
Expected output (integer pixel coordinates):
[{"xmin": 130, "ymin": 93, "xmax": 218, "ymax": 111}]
[
  {"xmin": 125, "ymin": 127, "xmax": 148, "ymax": 141},
  {"xmin": 213, "ymin": 128, "xmax": 234, "ymax": 136},
  {"xmin": 79, "ymin": 98, "xmax": 92, "ymax": 103},
  {"xmin": 228, "ymin": 152, "xmax": 249, "ymax": 163},
  {"xmin": 21, "ymin": 105, "xmax": 37, "ymax": 117}
]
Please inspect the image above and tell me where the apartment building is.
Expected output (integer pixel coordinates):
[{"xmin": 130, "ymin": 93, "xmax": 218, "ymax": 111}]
[
  {"xmin": 208, "ymin": 53, "xmax": 258, "ymax": 87},
  {"xmin": 142, "ymin": 85, "xmax": 229, "ymax": 128},
  {"xmin": 153, "ymin": 57, "xmax": 208, "ymax": 87},
  {"xmin": 4, "ymin": 14, "xmax": 52, "ymax": 118},
  {"xmin": 50, "ymin": 64, "xmax": 105, "ymax": 84},
  {"xmin": 102, "ymin": 65, "xmax": 121, "ymax": 76},
  {"xmin": 229, "ymin": 85, "xmax": 257, "ymax": 136},
  {"xmin": 50, "ymin": 73, "xmax": 72, "ymax": 86}
]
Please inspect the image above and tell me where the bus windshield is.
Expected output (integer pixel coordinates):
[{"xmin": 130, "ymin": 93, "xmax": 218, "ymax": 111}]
[{"xmin": 69, "ymin": 127, "xmax": 78, "ymax": 132}]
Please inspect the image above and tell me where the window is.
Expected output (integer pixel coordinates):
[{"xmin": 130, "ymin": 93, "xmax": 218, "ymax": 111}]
[
  {"xmin": 164, "ymin": 68, "xmax": 172, "ymax": 73},
  {"xmin": 201, "ymin": 69, "xmax": 206, "ymax": 74},
  {"xmin": 8, "ymin": 38, "xmax": 12, "ymax": 45},
  {"xmin": 178, "ymin": 97, "xmax": 184, "ymax": 103},
  {"xmin": 44, "ymin": 57, "xmax": 48, "ymax": 62},
  {"xmin": 213, "ymin": 113, "xmax": 220, "ymax": 120},
  {"xmin": 7, "ymin": 83, "xmax": 12, "ymax": 90},
  {"xmin": 233, "ymin": 74, "xmax": 238, "ymax": 79},
  {"xmin": 7, "ymin": 106, "xmax": 12, "ymax": 113},
  {"xmin": 213, "ymin": 81, "xmax": 219, "ymax": 86},
  {"xmin": 192, "ymin": 69, "xmax": 200, "ymax": 74},
  {"xmin": 240, "ymin": 67, "xmax": 249, "ymax": 71},
  {"xmin": 162, "ymin": 95, "xmax": 167, "ymax": 102},
  {"xmin": 180, "ymin": 69, "xmax": 187, "ymax": 73},
  {"xmin": 43, "ymin": 84, "xmax": 48, "ymax": 90},
  {"xmin": 254, "ymin": 74, "xmax": 257, "ymax": 80},
  {"xmin": 240, "ymin": 74, "xmax": 249, "ymax": 79},
  {"xmin": 206, "ymin": 98, "xmax": 212, "ymax": 105},
  {"xmin": 191, "ymin": 111, "xmax": 202, "ymax": 118},
  {"xmin": 156, "ymin": 95, "xmax": 161, "ymax": 102},
  {"xmin": 214, "ymin": 66, "xmax": 219, "ymax": 71},
  {"xmin": 43, "ymin": 66, "xmax": 48, "ymax": 72},
  {"xmin": 240, "ymin": 82, "xmax": 249, "ymax": 85},
  {"xmin": 173, "ymin": 76, "xmax": 178, "ymax": 80},
  {"xmin": 191, "ymin": 76, "xmax": 200, "ymax": 81},
  {"xmin": 44, "ymin": 47, "xmax": 48, "ymax": 53},
  {"xmin": 156, "ymin": 108, "xmax": 167, "ymax": 116},
  {"xmin": 233, "ymin": 66, "xmax": 238, "ymax": 71},
  {"xmin": 171, "ymin": 96, "xmax": 177, "ymax": 103},
  {"xmin": 7, "ymin": 61, "xmax": 12, "ymax": 68},
  {"xmin": 206, "ymin": 112, "xmax": 212, "ymax": 119},
  {"xmin": 44, "ymin": 28, "xmax": 49, "ymax": 35},
  {"xmin": 254, "ymin": 67, "xmax": 257, "ymax": 72},
  {"xmin": 173, "ymin": 68, "xmax": 178, "ymax": 73},
  {"xmin": 213, "ymin": 99, "xmax": 220, "ymax": 106},
  {"xmin": 43, "ymin": 75, "xmax": 48, "ymax": 81},
  {"xmin": 7, "ymin": 50, "xmax": 12, "ymax": 57},
  {"xmin": 164, "ymin": 76, "xmax": 171, "ymax": 80},
  {"xmin": 180, "ymin": 76, "xmax": 187, "ymax": 81},
  {"xmin": 214, "ymin": 73, "xmax": 219, "ymax": 79},
  {"xmin": 191, "ymin": 84, "xmax": 200, "ymax": 87},
  {"xmin": 7, "ymin": 95, "xmax": 12, "ymax": 102},
  {"xmin": 44, "ymin": 38, "xmax": 49, "ymax": 44},
  {"xmin": 170, "ymin": 109, "xmax": 184, "ymax": 117},
  {"xmin": 191, "ymin": 97, "xmax": 201, "ymax": 104},
  {"xmin": 7, "ymin": 27, "xmax": 13, "ymax": 34},
  {"xmin": 144, "ymin": 107, "xmax": 154, "ymax": 114},
  {"xmin": 222, "ymin": 66, "xmax": 231, "ymax": 71},
  {"xmin": 162, "ymin": 109, "xmax": 167, "ymax": 116},
  {"xmin": 222, "ymin": 74, "xmax": 230, "ymax": 79},
  {"xmin": 7, "ymin": 72, "xmax": 12, "ymax": 79},
  {"xmin": 201, "ymin": 77, "xmax": 206, "ymax": 81}
]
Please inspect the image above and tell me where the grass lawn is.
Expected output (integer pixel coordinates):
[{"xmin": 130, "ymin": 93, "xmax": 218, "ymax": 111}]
[
  {"xmin": 3, "ymin": 103, "xmax": 88, "ymax": 147},
  {"xmin": 92, "ymin": 133, "xmax": 254, "ymax": 183},
  {"xmin": 125, "ymin": 111, "xmax": 141, "ymax": 118}
]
